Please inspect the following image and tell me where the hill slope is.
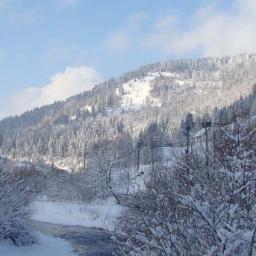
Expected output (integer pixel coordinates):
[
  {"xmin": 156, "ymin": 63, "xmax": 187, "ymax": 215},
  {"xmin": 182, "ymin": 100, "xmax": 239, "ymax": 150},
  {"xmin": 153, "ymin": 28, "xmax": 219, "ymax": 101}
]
[{"xmin": 0, "ymin": 53, "xmax": 256, "ymax": 170}]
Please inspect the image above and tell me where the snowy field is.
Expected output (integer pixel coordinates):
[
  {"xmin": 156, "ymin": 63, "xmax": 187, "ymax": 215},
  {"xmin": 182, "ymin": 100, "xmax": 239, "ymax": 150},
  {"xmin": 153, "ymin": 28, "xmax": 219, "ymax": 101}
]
[
  {"xmin": 0, "ymin": 232, "xmax": 76, "ymax": 256},
  {"xmin": 31, "ymin": 197, "xmax": 125, "ymax": 230}
]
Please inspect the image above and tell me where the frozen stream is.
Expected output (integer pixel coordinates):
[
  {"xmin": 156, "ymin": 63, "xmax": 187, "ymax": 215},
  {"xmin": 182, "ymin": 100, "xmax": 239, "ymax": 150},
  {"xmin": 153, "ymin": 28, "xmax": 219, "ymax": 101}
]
[{"xmin": 32, "ymin": 221, "xmax": 116, "ymax": 256}]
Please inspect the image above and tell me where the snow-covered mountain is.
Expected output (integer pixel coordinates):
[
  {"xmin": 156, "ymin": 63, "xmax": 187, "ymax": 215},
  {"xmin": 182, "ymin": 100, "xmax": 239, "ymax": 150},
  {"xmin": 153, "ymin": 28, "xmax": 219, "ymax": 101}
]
[{"xmin": 0, "ymin": 53, "xmax": 256, "ymax": 170}]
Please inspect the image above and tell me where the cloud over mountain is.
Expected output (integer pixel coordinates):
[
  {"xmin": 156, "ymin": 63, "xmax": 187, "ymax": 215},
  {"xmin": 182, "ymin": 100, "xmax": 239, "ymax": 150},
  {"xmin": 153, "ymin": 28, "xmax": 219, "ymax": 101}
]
[
  {"xmin": 4, "ymin": 66, "xmax": 101, "ymax": 118},
  {"xmin": 156, "ymin": 0, "xmax": 256, "ymax": 56},
  {"xmin": 105, "ymin": 0, "xmax": 256, "ymax": 57}
]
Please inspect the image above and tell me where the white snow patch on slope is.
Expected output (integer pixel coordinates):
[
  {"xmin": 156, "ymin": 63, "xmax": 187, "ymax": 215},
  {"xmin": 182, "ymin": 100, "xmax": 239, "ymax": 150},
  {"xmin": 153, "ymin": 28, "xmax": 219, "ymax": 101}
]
[
  {"xmin": 119, "ymin": 71, "xmax": 200, "ymax": 111},
  {"xmin": 31, "ymin": 198, "xmax": 125, "ymax": 230},
  {"xmin": 0, "ymin": 232, "xmax": 76, "ymax": 256},
  {"xmin": 70, "ymin": 115, "xmax": 77, "ymax": 121},
  {"xmin": 156, "ymin": 72, "xmax": 179, "ymax": 78},
  {"xmin": 120, "ymin": 72, "xmax": 162, "ymax": 111},
  {"xmin": 83, "ymin": 104, "xmax": 93, "ymax": 113}
]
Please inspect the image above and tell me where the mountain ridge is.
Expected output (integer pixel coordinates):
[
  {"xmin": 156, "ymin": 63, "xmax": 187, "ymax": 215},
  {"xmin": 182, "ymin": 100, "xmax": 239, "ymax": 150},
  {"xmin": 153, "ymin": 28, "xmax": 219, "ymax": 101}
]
[
  {"xmin": 2, "ymin": 53, "xmax": 256, "ymax": 120},
  {"xmin": 0, "ymin": 53, "xmax": 256, "ymax": 170}
]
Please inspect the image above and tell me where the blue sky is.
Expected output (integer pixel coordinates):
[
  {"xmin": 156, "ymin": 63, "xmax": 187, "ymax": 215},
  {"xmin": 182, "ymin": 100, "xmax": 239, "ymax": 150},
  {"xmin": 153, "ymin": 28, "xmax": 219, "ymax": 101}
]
[{"xmin": 0, "ymin": 0, "xmax": 254, "ymax": 118}]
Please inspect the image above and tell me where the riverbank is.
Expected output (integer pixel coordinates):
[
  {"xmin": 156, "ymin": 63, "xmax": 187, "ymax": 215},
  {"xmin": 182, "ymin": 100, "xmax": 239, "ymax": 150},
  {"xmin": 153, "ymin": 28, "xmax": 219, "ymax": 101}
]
[
  {"xmin": 31, "ymin": 197, "xmax": 125, "ymax": 230},
  {"xmin": 0, "ymin": 231, "xmax": 76, "ymax": 256}
]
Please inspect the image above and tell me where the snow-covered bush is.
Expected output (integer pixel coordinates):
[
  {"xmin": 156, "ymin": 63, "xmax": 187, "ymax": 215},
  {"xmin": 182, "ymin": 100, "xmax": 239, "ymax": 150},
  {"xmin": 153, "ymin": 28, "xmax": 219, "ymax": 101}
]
[
  {"xmin": 0, "ymin": 159, "xmax": 35, "ymax": 246},
  {"xmin": 114, "ymin": 119, "xmax": 256, "ymax": 256}
]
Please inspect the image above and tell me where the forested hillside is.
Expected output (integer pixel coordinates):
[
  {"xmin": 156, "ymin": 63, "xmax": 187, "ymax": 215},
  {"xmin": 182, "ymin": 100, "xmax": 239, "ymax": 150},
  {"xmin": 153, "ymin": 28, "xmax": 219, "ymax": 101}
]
[{"xmin": 1, "ymin": 53, "xmax": 256, "ymax": 171}]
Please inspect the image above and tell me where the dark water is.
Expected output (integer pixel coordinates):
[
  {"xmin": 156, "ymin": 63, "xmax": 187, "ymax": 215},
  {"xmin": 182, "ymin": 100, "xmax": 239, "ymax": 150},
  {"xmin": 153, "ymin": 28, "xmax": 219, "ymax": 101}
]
[{"xmin": 32, "ymin": 221, "xmax": 116, "ymax": 256}]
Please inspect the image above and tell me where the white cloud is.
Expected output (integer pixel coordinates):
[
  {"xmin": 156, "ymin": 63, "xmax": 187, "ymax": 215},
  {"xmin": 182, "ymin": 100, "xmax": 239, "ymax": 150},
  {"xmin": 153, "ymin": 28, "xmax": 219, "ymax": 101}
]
[
  {"xmin": 104, "ymin": 31, "xmax": 130, "ymax": 53},
  {"xmin": 104, "ymin": 11, "xmax": 146, "ymax": 53},
  {"xmin": 144, "ymin": 0, "xmax": 256, "ymax": 56},
  {"xmin": 44, "ymin": 43, "xmax": 88, "ymax": 67},
  {"xmin": 4, "ymin": 66, "xmax": 101, "ymax": 117},
  {"xmin": 153, "ymin": 14, "xmax": 176, "ymax": 30},
  {"xmin": 105, "ymin": 0, "xmax": 256, "ymax": 57}
]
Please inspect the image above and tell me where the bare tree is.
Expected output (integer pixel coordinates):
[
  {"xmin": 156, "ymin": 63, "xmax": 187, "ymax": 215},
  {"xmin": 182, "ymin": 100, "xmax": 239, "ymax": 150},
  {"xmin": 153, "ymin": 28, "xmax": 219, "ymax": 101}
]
[{"xmin": 89, "ymin": 140, "xmax": 121, "ymax": 204}]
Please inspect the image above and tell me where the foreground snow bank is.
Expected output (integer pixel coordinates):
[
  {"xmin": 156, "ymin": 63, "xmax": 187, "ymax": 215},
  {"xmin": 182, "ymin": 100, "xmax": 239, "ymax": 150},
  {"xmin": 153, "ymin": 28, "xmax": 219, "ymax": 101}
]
[
  {"xmin": 31, "ymin": 197, "xmax": 125, "ymax": 230},
  {"xmin": 0, "ymin": 232, "xmax": 76, "ymax": 256}
]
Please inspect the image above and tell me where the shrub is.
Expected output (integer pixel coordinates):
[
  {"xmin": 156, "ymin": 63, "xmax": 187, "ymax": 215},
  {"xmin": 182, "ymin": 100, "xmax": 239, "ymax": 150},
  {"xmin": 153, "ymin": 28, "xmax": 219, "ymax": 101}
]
[{"xmin": 0, "ymin": 159, "xmax": 35, "ymax": 246}]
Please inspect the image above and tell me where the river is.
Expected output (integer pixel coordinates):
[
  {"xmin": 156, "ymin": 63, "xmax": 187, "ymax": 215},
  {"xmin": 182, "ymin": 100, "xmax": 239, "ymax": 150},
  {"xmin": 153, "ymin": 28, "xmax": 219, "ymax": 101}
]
[{"xmin": 32, "ymin": 221, "xmax": 117, "ymax": 256}]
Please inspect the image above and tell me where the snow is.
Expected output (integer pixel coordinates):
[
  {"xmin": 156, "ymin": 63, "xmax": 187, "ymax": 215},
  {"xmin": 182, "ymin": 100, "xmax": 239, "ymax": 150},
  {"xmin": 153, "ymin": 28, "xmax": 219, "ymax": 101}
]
[
  {"xmin": 148, "ymin": 71, "xmax": 179, "ymax": 78},
  {"xmin": 51, "ymin": 160, "xmax": 73, "ymax": 172},
  {"xmin": 194, "ymin": 128, "xmax": 206, "ymax": 138},
  {"xmin": 83, "ymin": 104, "xmax": 93, "ymax": 113},
  {"xmin": 31, "ymin": 197, "xmax": 125, "ymax": 230},
  {"xmin": 251, "ymin": 115, "xmax": 256, "ymax": 120},
  {"xmin": 120, "ymin": 73, "xmax": 163, "ymax": 111},
  {"xmin": 162, "ymin": 146, "xmax": 185, "ymax": 161},
  {"xmin": 118, "ymin": 71, "xmax": 221, "ymax": 112},
  {"xmin": 70, "ymin": 115, "xmax": 77, "ymax": 121},
  {"xmin": 159, "ymin": 72, "xmax": 179, "ymax": 77},
  {"xmin": 114, "ymin": 165, "xmax": 151, "ymax": 194},
  {"xmin": 106, "ymin": 107, "xmax": 123, "ymax": 116},
  {"xmin": 0, "ymin": 232, "xmax": 76, "ymax": 256},
  {"xmin": 44, "ymin": 158, "xmax": 79, "ymax": 172}
]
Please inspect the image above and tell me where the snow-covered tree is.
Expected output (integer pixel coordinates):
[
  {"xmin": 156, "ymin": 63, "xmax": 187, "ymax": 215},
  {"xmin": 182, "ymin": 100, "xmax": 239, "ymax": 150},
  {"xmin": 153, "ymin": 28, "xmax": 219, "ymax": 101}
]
[
  {"xmin": 114, "ymin": 115, "xmax": 256, "ymax": 256},
  {"xmin": 0, "ymin": 159, "xmax": 35, "ymax": 246}
]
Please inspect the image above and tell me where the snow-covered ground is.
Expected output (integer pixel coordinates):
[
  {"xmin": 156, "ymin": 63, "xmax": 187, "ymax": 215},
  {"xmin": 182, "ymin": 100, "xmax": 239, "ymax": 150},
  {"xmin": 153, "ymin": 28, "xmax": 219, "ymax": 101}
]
[
  {"xmin": 120, "ymin": 73, "xmax": 162, "ymax": 111},
  {"xmin": 0, "ymin": 232, "xmax": 76, "ymax": 256},
  {"xmin": 116, "ymin": 71, "xmax": 178, "ymax": 112},
  {"xmin": 31, "ymin": 197, "xmax": 125, "ymax": 230}
]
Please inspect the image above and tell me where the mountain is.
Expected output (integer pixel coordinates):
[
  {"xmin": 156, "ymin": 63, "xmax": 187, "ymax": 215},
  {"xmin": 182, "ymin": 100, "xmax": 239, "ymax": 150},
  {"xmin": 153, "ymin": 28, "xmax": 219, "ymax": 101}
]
[{"xmin": 0, "ymin": 53, "xmax": 256, "ymax": 171}]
